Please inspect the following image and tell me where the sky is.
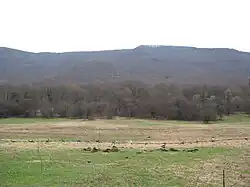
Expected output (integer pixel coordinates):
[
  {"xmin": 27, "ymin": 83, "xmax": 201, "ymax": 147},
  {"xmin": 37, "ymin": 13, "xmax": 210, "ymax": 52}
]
[{"xmin": 0, "ymin": 0, "xmax": 250, "ymax": 52}]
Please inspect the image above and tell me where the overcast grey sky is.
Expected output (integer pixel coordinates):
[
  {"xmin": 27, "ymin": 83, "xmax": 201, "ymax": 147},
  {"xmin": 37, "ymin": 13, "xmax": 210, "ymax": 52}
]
[{"xmin": 0, "ymin": 0, "xmax": 249, "ymax": 52}]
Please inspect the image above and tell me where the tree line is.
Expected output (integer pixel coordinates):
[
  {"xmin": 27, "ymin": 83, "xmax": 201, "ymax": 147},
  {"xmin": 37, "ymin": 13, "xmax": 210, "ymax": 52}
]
[{"xmin": 0, "ymin": 81, "xmax": 249, "ymax": 122}]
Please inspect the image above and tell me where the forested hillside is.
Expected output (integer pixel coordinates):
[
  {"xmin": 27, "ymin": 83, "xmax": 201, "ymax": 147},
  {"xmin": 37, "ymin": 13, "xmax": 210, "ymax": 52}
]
[{"xmin": 1, "ymin": 45, "xmax": 250, "ymax": 85}]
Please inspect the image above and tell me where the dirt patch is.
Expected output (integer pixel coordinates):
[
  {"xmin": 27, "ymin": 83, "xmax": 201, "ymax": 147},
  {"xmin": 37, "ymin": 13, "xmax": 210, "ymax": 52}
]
[
  {"xmin": 1, "ymin": 139, "xmax": 249, "ymax": 150},
  {"xmin": 1, "ymin": 120, "xmax": 249, "ymax": 151},
  {"xmin": 1, "ymin": 120, "xmax": 249, "ymax": 143}
]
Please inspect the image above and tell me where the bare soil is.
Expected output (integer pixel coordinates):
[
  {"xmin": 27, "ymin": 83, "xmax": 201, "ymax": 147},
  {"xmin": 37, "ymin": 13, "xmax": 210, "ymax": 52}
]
[
  {"xmin": 1, "ymin": 139, "xmax": 249, "ymax": 150},
  {"xmin": 0, "ymin": 119, "xmax": 249, "ymax": 150}
]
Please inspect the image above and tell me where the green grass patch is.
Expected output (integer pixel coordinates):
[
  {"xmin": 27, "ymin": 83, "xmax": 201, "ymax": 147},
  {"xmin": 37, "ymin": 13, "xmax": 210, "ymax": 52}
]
[
  {"xmin": 104, "ymin": 119, "xmax": 196, "ymax": 126},
  {"xmin": 1, "ymin": 114, "xmax": 249, "ymax": 126},
  {"xmin": 217, "ymin": 114, "xmax": 250, "ymax": 124},
  {"xmin": 0, "ymin": 147, "xmax": 245, "ymax": 187},
  {"xmin": 133, "ymin": 114, "xmax": 250, "ymax": 126},
  {"xmin": 106, "ymin": 114, "xmax": 250, "ymax": 126},
  {"xmin": 0, "ymin": 118, "xmax": 69, "ymax": 125},
  {"xmin": 138, "ymin": 120, "xmax": 195, "ymax": 126}
]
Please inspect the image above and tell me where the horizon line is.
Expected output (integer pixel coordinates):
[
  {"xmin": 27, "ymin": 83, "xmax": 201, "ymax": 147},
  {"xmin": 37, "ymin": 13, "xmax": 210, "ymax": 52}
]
[{"xmin": 0, "ymin": 45, "xmax": 248, "ymax": 54}]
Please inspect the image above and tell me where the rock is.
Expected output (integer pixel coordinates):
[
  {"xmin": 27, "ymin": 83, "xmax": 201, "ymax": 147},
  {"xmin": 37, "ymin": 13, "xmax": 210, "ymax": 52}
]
[
  {"xmin": 83, "ymin": 147, "xmax": 92, "ymax": 151},
  {"xmin": 111, "ymin": 146, "xmax": 119, "ymax": 152},
  {"xmin": 103, "ymin": 149, "xmax": 111, "ymax": 153},
  {"xmin": 161, "ymin": 143, "xmax": 166, "ymax": 148},
  {"xmin": 159, "ymin": 148, "xmax": 169, "ymax": 152},
  {"xmin": 186, "ymin": 148, "xmax": 199, "ymax": 153},
  {"xmin": 169, "ymin": 148, "xmax": 179, "ymax": 152},
  {"xmin": 91, "ymin": 147, "xmax": 99, "ymax": 153}
]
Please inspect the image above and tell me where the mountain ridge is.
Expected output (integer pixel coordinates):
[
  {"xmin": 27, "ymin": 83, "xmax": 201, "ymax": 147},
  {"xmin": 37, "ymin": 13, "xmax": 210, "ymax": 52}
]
[
  {"xmin": 1, "ymin": 45, "xmax": 248, "ymax": 53},
  {"xmin": 0, "ymin": 46, "xmax": 250, "ymax": 86}
]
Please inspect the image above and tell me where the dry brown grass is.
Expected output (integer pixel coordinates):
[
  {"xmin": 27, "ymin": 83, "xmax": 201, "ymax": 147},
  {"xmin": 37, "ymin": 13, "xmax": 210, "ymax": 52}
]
[
  {"xmin": 173, "ymin": 149, "xmax": 250, "ymax": 187},
  {"xmin": 0, "ymin": 119, "xmax": 249, "ymax": 142},
  {"xmin": 0, "ymin": 119, "xmax": 249, "ymax": 151},
  {"xmin": 1, "ymin": 139, "xmax": 250, "ymax": 151}
]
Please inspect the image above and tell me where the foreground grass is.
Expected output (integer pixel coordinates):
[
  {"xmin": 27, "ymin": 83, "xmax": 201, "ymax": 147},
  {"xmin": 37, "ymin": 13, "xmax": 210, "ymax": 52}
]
[
  {"xmin": 0, "ymin": 147, "xmax": 249, "ymax": 187},
  {"xmin": 0, "ymin": 118, "xmax": 69, "ymax": 125}
]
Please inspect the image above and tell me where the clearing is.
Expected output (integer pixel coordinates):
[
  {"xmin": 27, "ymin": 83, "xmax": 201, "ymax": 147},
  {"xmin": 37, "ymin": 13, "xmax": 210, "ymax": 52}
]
[{"xmin": 0, "ymin": 116, "xmax": 250, "ymax": 186}]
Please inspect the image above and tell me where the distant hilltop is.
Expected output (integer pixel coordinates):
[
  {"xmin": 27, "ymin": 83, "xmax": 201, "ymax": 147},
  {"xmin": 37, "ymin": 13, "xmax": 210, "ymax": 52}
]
[{"xmin": 0, "ymin": 45, "xmax": 249, "ymax": 86}]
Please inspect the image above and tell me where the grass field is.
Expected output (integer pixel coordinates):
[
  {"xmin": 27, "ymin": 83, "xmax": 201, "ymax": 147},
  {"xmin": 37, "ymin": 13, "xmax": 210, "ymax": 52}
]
[
  {"xmin": 0, "ymin": 115, "xmax": 250, "ymax": 186},
  {"xmin": 0, "ymin": 117, "xmax": 69, "ymax": 125}
]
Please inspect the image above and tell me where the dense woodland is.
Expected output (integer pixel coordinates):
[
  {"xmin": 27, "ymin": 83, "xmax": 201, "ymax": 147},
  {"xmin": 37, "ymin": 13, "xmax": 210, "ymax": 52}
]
[{"xmin": 1, "ymin": 81, "xmax": 250, "ymax": 122}]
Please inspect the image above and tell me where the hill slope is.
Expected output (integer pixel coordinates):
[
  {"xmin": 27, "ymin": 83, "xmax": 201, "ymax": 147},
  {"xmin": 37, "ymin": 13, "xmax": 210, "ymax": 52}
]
[{"xmin": 0, "ymin": 45, "xmax": 250, "ymax": 85}]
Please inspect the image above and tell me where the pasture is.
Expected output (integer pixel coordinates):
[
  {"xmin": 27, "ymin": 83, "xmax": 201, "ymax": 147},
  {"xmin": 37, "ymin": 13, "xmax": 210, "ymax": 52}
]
[{"xmin": 0, "ymin": 116, "xmax": 250, "ymax": 186}]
